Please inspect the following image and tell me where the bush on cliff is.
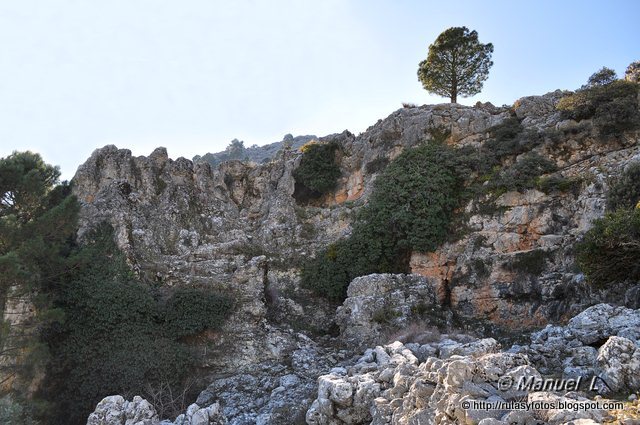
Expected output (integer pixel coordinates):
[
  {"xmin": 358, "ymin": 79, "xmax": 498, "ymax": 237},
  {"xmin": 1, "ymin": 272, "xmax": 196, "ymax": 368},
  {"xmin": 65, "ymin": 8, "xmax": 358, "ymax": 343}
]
[
  {"xmin": 483, "ymin": 117, "xmax": 526, "ymax": 159},
  {"xmin": 301, "ymin": 142, "xmax": 464, "ymax": 300},
  {"xmin": 165, "ymin": 287, "xmax": 233, "ymax": 338},
  {"xmin": 577, "ymin": 208, "xmax": 640, "ymax": 287},
  {"xmin": 607, "ymin": 161, "xmax": 640, "ymax": 211},
  {"xmin": 466, "ymin": 117, "xmax": 557, "ymax": 200},
  {"xmin": 41, "ymin": 224, "xmax": 188, "ymax": 425},
  {"xmin": 488, "ymin": 153, "xmax": 557, "ymax": 194},
  {"xmin": 579, "ymin": 161, "xmax": 640, "ymax": 287},
  {"xmin": 41, "ymin": 224, "xmax": 233, "ymax": 425},
  {"xmin": 557, "ymin": 69, "xmax": 640, "ymax": 137},
  {"xmin": 293, "ymin": 141, "xmax": 341, "ymax": 201}
]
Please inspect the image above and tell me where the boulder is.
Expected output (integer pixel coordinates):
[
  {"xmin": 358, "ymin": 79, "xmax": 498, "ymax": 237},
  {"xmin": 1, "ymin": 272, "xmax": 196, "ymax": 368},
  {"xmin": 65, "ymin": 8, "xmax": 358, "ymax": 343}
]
[
  {"xmin": 87, "ymin": 396, "xmax": 158, "ymax": 425},
  {"xmin": 595, "ymin": 336, "xmax": 640, "ymax": 394}
]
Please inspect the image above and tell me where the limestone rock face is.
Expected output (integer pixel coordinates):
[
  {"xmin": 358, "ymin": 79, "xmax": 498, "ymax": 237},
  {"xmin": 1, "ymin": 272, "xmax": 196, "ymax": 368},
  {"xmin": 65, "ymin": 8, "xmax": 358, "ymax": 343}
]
[
  {"xmin": 70, "ymin": 101, "xmax": 512, "ymax": 377},
  {"xmin": 513, "ymin": 90, "xmax": 565, "ymax": 128},
  {"xmin": 74, "ymin": 78, "xmax": 640, "ymax": 424},
  {"xmin": 335, "ymin": 274, "xmax": 441, "ymax": 349},
  {"xmin": 71, "ymin": 88, "xmax": 640, "ymax": 351},
  {"xmin": 72, "ymin": 144, "xmax": 337, "ymax": 375},
  {"xmin": 409, "ymin": 138, "xmax": 640, "ymax": 330},
  {"xmin": 626, "ymin": 61, "xmax": 640, "ymax": 83}
]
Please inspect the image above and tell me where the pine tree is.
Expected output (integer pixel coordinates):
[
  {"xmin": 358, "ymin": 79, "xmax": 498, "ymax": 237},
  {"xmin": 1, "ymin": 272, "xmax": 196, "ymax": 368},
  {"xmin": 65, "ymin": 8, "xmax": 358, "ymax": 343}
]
[
  {"xmin": 0, "ymin": 152, "xmax": 77, "ymax": 400},
  {"xmin": 417, "ymin": 27, "xmax": 494, "ymax": 103}
]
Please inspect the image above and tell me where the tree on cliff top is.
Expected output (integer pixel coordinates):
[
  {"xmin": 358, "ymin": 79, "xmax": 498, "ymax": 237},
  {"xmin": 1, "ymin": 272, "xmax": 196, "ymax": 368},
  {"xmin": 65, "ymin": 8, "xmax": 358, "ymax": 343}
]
[{"xmin": 418, "ymin": 27, "xmax": 494, "ymax": 103}]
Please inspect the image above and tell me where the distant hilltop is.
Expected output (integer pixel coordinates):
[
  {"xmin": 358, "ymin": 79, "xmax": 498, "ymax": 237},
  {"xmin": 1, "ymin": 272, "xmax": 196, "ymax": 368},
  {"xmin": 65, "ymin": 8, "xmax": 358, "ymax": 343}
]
[{"xmin": 193, "ymin": 133, "xmax": 317, "ymax": 167}]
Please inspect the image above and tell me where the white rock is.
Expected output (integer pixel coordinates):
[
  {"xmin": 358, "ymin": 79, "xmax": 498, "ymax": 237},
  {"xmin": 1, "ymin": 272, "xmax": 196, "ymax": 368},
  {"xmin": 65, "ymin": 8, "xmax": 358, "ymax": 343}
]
[{"xmin": 596, "ymin": 336, "xmax": 640, "ymax": 393}]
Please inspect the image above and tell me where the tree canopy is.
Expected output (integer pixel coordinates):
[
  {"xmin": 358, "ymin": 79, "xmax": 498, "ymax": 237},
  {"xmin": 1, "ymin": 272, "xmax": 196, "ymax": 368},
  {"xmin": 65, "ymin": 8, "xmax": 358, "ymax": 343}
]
[
  {"xmin": 417, "ymin": 26, "xmax": 494, "ymax": 103},
  {"xmin": 0, "ymin": 151, "xmax": 77, "ymax": 407},
  {"xmin": 586, "ymin": 67, "xmax": 617, "ymax": 87}
]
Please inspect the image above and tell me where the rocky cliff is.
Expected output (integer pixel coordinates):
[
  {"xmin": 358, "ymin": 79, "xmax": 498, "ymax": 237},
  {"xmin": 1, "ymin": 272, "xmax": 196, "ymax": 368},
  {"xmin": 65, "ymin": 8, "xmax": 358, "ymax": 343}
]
[
  {"xmin": 193, "ymin": 134, "xmax": 317, "ymax": 167},
  {"xmin": 71, "ymin": 99, "xmax": 515, "ymax": 375},
  {"xmin": 74, "ymin": 74, "xmax": 640, "ymax": 424}
]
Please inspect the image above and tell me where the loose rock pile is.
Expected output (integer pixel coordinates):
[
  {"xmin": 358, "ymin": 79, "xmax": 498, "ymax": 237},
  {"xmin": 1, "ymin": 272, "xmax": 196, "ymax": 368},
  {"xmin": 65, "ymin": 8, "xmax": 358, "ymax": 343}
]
[
  {"xmin": 86, "ymin": 395, "xmax": 226, "ymax": 425},
  {"xmin": 87, "ymin": 303, "xmax": 640, "ymax": 425},
  {"xmin": 306, "ymin": 303, "xmax": 640, "ymax": 425}
]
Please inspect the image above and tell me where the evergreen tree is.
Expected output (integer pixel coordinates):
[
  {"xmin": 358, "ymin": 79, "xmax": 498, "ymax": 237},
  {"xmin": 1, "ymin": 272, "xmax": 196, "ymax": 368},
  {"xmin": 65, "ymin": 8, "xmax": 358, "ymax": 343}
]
[
  {"xmin": 586, "ymin": 67, "xmax": 617, "ymax": 87},
  {"xmin": 417, "ymin": 27, "xmax": 494, "ymax": 103},
  {"xmin": 0, "ymin": 151, "xmax": 77, "ymax": 408}
]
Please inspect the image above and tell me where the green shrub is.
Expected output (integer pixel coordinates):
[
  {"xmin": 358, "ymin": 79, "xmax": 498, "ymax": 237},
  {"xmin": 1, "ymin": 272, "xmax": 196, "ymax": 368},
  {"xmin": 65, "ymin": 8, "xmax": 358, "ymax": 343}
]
[
  {"xmin": 536, "ymin": 174, "xmax": 583, "ymax": 195},
  {"xmin": 365, "ymin": 143, "xmax": 464, "ymax": 252},
  {"xmin": 292, "ymin": 142, "xmax": 340, "ymax": 199},
  {"xmin": 503, "ymin": 249, "xmax": 549, "ymax": 276},
  {"xmin": 577, "ymin": 208, "xmax": 640, "ymax": 287},
  {"xmin": 489, "ymin": 153, "xmax": 557, "ymax": 194},
  {"xmin": 468, "ymin": 118, "xmax": 547, "ymax": 192},
  {"xmin": 0, "ymin": 396, "xmax": 38, "ymax": 425},
  {"xmin": 300, "ymin": 231, "xmax": 400, "ymax": 301},
  {"xmin": 364, "ymin": 157, "xmax": 389, "ymax": 174},
  {"xmin": 607, "ymin": 162, "xmax": 640, "ymax": 211},
  {"xmin": 427, "ymin": 126, "xmax": 451, "ymax": 144},
  {"xmin": 593, "ymin": 92, "xmax": 640, "ymax": 136},
  {"xmin": 483, "ymin": 117, "xmax": 527, "ymax": 159},
  {"xmin": 557, "ymin": 79, "xmax": 639, "ymax": 137},
  {"xmin": 372, "ymin": 305, "xmax": 401, "ymax": 324},
  {"xmin": 301, "ymin": 142, "xmax": 464, "ymax": 300},
  {"xmin": 164, "ymin": 288, "xmax": 233, "ymax": 338},
  {"xmin": 40, "ymin": 224, "xmax": 231, "ymax": 425},
  {"xmin": 472, "ymin": 258, "xmax": 491, "ymax": 278},
  {"xmin": 450, "ymin": 145, "xmax": 497, "ymax": 182}
]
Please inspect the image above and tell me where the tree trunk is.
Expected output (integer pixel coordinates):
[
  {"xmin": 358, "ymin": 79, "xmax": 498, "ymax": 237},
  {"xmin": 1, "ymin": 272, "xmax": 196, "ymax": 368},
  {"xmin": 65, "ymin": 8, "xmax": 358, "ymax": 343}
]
[{"xmin": 450, "ymin": 74, "xmax": 458, "ymax": 103}]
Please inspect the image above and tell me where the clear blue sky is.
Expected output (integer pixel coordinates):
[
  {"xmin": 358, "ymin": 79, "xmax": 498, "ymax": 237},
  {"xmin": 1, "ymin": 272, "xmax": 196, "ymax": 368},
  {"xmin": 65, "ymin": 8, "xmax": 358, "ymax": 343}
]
[{"xmin": 0, "ymin": 0, "xmax": 638, "ymax": 180}]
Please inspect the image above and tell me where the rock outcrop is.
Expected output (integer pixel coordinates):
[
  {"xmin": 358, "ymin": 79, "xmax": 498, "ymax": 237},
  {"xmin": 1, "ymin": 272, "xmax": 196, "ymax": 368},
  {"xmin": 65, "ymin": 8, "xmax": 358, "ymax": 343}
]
[
  {"xmin": 193, "ymin": 135, "xmax": 317, "ymax": 167},
  {"xmin": 76, "ymin": 75, "xmax": 640, "ymax": 424},
  {"xmin": 335, "ymin": 274, "xmax": 443, "ymax": 350},
  {"xmin": 191, "ymin": 333, "xmax": 351, "ymax": 425},
  {"xmin": 87, "ymin": 395, "xmax": 159, "ymax": 425},
  {"xmin": 71, "ymin": 90, "xmax": 640, "ymax": 352},
  {"xmin": 626, "ymin": 61, "xmax": 640, "ymax": 84},
  {"xmin": 70, "ymin": 101, "xmax": 517, "ymax": 382},
  {"xmin": 87, "ymin": 395, "xmax": 226, "ymax": 425},
  {"xmin": 522, "ymin": 303, "xmax": 640, "ymax": 378}
]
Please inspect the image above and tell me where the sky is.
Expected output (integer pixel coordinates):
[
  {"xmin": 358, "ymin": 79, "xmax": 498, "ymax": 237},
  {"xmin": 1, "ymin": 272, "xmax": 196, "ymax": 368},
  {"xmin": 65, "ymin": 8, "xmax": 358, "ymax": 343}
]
[{"xmin": 0, "ymin": 1, "xmax": 638, "ymax": 180}]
